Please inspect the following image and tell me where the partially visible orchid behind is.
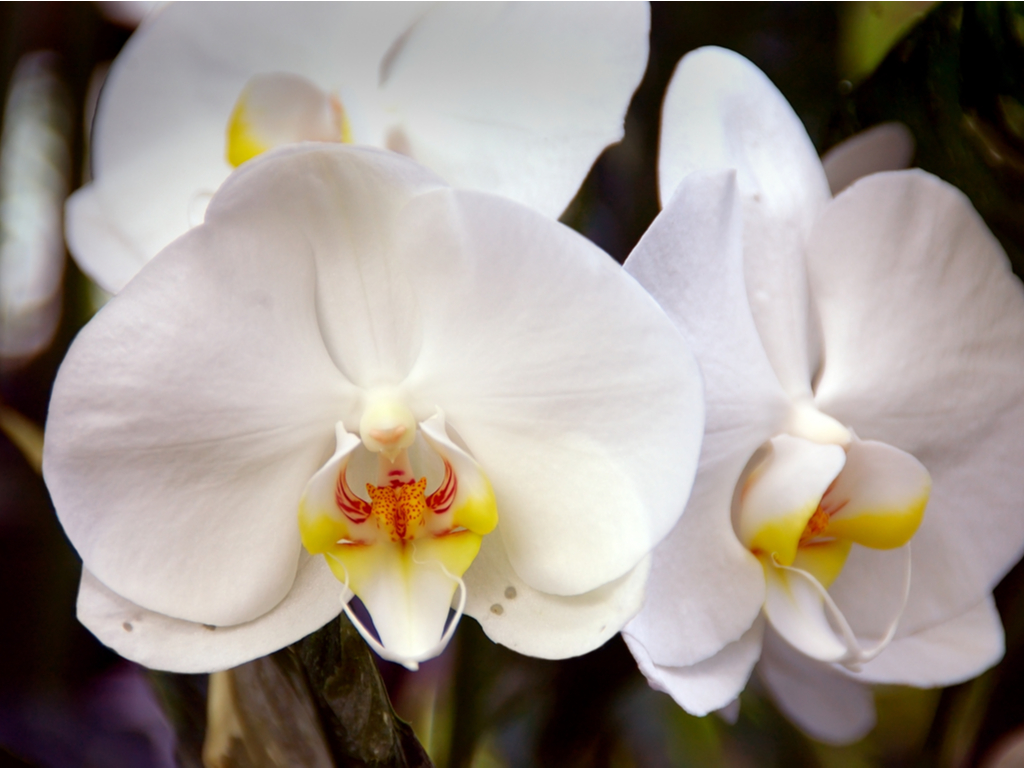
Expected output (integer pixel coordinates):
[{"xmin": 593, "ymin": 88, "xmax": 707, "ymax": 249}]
[
  {"xmin": 0, "ymin": 52, "xmax": 71, "ymax": 368},
  {"xmin": 66, "ymin": 1, "xmax": 650, "ymax": 294},
  {"xmin": 622, "ymin": 46, "xmax": 1024, "ymax": 744},
  {"xmin": 43, "ymin": 144, "xmax": 704, "ymax": 674}
]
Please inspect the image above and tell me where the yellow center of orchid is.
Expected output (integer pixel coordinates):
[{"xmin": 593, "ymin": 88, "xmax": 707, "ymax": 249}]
[
  {"xmin": 735, "ymin": 411, "xmax": 932, "ymax": 666},
  {"xmin": 367, "ymin": 479, "xmax": 429, "ymax": 542},
  {"xmin": 738, "ymin": 411, "xmax": 930, "ymax": 587},
  {"xmin": 296, "ymin": 404, "xmax": 497, "ymax": 668},
  {"xmin": 225, "ymin": 72, "xmax": 354, "ymax": 168}
]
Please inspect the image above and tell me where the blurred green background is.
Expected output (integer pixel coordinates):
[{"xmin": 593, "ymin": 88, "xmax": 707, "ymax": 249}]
[{"xmin": 1, "ymin": 3, "xmax": 1023, "ymax": 767}]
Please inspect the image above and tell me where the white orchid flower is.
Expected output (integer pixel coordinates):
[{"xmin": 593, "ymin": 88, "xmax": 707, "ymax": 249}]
[
  {"xmin": 0, "ymin": 53, "xmax": 70, "ymax": 365},
  {"xmin": 66, "ymin": 1, "xmax": 650, "ymax": 294},
  {"xmin": 621, "ymin": 47, "xmax": 1024, "ymax": 744},
  {"xmin": 43, "ymin": 145, "xmax": 703, "ymax": 673}
]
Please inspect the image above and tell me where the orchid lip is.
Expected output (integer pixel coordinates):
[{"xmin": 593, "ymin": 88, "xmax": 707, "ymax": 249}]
[
  {"xmin": 736, "ymin": 431, "xmax": 929, "ymax": 665},
  {"xmin": 298, "ymin": 413, "xmax": 498, "ymax": 666},
  {"xmin": 225, "ymin": 72, "xmax": 354, "ymax": 168}
]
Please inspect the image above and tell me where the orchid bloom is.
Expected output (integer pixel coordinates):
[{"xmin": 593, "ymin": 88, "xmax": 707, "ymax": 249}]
[
  {"xmin": 43, "ymin": 145, "xmax": 703, "ymax": 673},
  {"xmin": 621, "ymin": 47, "xmax": 1024, "ymax": 743},
  {"xmin": 66, "ymin": 1, "xmax": 649, "ymax": 294},
  {"xmin": 0, "ymin": 53, "xmax": 69, "ymax": 365}
]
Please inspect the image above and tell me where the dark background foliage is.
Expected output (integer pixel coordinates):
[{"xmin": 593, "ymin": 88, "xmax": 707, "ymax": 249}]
[{"xmin": 1, "ymin": 3, "xmax": 1023, "ymax": 766}]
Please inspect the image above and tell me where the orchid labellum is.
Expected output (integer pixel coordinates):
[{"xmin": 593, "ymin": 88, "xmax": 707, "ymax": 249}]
[
  {"xmin": 65, "ymin": 2, "xmax": 650, "ymax": 293},
  {"xmin": 621, "ymin": 47, "xmax": 1024, "ymax": 743},
  {"xmin": 43, "ymin": 145, "xmax": 703, "ymax": 673}
]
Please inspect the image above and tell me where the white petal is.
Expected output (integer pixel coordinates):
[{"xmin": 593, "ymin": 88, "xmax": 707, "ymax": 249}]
[
  {"xmin": 625, "ymin": 616, "xmax": 764, "ymax": 717},
  {"xmin": 717, "ymin": 699, "xmax": 740, "ymax": 724},
  {"xmin": 821, "ymin": 122, "xmax": 915, "ymax": 195},
  {"xmin": 381, "ymin": 1, "xmax": 649, "ymax": 218},
  {"xmin": 759, "ymin": 628, "xmax": 876, "ymax": 745},
  {"xmin": 64, "ymin": 186, "xmax": 148, "ymax": 294},
  {"xmin": 391, "ymin": 188, "xmax": 703, "ymax": 597},
  {"xmin": 69, "ymin": 2, "xmax": 425, "ymax": 291},
  {"xmin": 463, "ymin": 531, "xmax": 649, "ymax": 660},
  {"xmin": 77, "ymin": 554, "xmax": 342, "ymax": 674},
  {"xmin": 810, "ymin": 170, "xmax": 1024, "ymax": 636},
  {"xmin": 853, "ymin": 596, "xmax": 1004, "ymax": 687},
  {"xmin": 621, "ymin": 477, "xmax": 764, "ymax": 669},
  {"xmin": 624, "ymin": 170, "xmax": 785, "ymax": 666},
  {"xmin": 224, "ymin": 149, "xmax": 446, "ymax": 391},
  {"xmin": 658, "ymin": 47, "xmax": 831, "ymax": 396},
  {"xmin": 45, "ymin": 147, "xmax": 439, "ymax": 628}
]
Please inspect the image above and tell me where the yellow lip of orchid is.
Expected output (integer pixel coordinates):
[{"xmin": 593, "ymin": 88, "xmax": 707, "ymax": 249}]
[
  {"xmin": 225, "ymin": 72, "xmax": 353, "ymax": 168},
  {"xmin": 737, "ymin": 426, "xmax": 930, "ymax": 667},
  {"xmin": 298, "ymin": 410, "xmax": 498, "ymax": 669}
]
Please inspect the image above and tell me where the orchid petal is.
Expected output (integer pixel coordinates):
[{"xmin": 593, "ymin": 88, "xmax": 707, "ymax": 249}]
[
  {"xmin": 44, "ymin": 147, "xmax": 441, "ymax": 628},
  {"xmin": 64, "ymin": 185, "xmax": 148, "ymax": 295},
  {"xmin": 809, "ymin": 170, "xmax": 1024, "ymax": 635},
  {"xmin": 855, "ymin": 597, "xmax": 1004, "ymax": 687},
  {"xmin": 464, "ymin": 533, "xmax": 650, "ymax": 660},
  {"xmin": 381, "ymin": 1, "xmax": 649, "ymax": 219},
  {"xmin": 625, "ymin": 616, "xmax": 764, "ymax": 717},
  {"xmin": 820, "ymin": 122, "xmax": 915, "ymax": 195},
  {"xmin": 77, "ymin": 555, "xmax": 341, "ymax": 674},
  {"xmin": 67, "ymin": 2, "xmax": 421, "ymax": 291},
  {"xmin": 624, "ymin": 170, "xmax": 784, "ymax": 666},
  {"xmin": 658, "ymin": 47, "xmax": 831, "ymax": 396},
  {"xmin": 759, "ymin": 629, "xmax": 876, "ymax": 746},
  {"xmin": 717, "ymin": 699, "xmax": 741, "ymax": 724},
  {"xmin": 738, "ymin": 434, "xmax": 845, "ymax": 567},
  {"xmin": 388, "ymin": 187, "xmax": 703, "ymax": 597},
  {"xmin": 822, "ymin": 439, "xmax": 929, "ymax": 550}
]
